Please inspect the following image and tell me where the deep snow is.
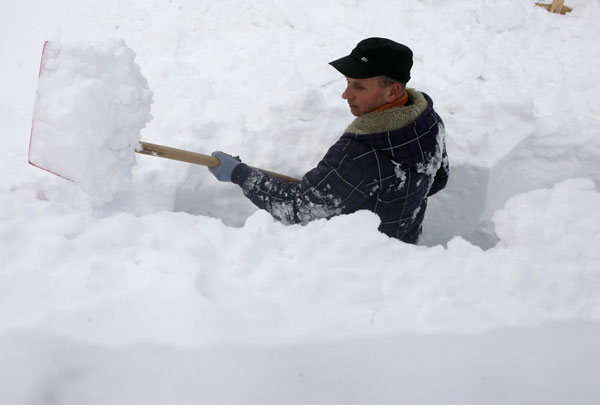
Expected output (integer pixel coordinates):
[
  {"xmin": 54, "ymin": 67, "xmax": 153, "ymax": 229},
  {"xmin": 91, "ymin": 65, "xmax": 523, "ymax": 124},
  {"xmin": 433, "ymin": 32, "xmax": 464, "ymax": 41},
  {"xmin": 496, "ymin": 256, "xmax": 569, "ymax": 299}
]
[{"xmin": 1, "ymin": 0, "xmax": 600, "ymax": 403}]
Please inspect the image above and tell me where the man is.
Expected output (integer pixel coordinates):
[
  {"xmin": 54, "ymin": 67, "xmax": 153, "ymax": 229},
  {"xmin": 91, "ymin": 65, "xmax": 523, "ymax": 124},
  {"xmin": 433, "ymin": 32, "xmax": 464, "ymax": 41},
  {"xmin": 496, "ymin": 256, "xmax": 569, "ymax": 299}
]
[{"xmin": 208, "ymin": 38, "xmax": 449, "ymax": 243}]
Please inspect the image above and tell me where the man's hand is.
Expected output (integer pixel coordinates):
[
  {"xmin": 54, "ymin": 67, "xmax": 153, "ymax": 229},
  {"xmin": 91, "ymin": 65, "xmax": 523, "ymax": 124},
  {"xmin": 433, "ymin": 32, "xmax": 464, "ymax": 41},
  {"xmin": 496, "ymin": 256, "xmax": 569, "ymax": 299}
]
[{"xmin": 208, "ymin": 151, "xmax": 242, "ymax": 182}]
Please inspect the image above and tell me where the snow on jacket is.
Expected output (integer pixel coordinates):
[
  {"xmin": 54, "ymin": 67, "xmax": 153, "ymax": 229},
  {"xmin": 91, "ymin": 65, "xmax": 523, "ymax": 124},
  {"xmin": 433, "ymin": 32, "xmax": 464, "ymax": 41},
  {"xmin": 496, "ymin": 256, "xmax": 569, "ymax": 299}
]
[{"xmin": 231, "ymin": 88, "xmax": 449, "ymax": 243}]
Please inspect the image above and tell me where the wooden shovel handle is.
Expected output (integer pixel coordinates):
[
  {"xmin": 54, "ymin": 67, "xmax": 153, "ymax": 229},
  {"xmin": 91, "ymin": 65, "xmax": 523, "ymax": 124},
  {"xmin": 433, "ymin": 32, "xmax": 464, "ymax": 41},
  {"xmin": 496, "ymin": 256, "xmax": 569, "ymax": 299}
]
[
  {"xmin": 138, "ymin": 141, "xmax": 219, "ymax": 167},
  {"xmin": 137, "ymin": 141, "xmax": 301, "ymax": 183}
]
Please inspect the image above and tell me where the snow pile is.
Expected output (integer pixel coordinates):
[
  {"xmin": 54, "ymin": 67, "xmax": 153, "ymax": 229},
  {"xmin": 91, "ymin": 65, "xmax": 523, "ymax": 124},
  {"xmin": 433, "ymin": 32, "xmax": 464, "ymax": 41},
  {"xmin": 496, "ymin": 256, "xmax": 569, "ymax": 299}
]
[
  {"xmin": 28, "ymin": 40, "xmax": 152, "ymax": 203},
  {"xmin": 417, "ymin": 1, "xmax": 600, "ymax": 246},
  {"xmin": 1, "ymin": 178, "xmax": 598, "ymax": 348},
  {"xmin": 2, "ymin": 322, "xmax": 599, "ymax": 405}
]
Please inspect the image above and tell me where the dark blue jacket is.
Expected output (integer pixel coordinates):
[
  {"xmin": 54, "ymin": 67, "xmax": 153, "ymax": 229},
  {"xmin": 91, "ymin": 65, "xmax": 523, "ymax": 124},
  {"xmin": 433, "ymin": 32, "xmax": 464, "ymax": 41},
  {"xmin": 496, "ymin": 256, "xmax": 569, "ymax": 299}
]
[{"xmin": 232, "ymin": 89, "xmax": 449, "ymax": 243}]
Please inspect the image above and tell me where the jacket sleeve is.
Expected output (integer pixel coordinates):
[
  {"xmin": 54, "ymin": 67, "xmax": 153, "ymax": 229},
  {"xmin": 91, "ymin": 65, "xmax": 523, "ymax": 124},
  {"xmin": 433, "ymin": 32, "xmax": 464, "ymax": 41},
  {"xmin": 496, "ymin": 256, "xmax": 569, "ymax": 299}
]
[
  {"xmin": 428, "ymin": 146, "xmax": 449, "ymax": 197},
  {"xmin": 231, "ymin": 140, "xmax": 369, "ymax": 225}
]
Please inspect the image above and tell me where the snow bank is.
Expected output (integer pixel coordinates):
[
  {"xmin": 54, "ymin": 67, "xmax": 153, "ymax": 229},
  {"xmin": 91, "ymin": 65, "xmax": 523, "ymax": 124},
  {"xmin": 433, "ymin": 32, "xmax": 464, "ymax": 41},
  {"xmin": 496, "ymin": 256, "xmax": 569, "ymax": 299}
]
[
  {"xmin": 419, "ymin": 0, "xmax": 600, "ymax": 246},
  {"xmin": 1, "ymin": 179, "xmax": 598, "ymax": 347},
  {"xmin": 2, "ymin": 321, "xmax": 600, "ymax": 405},
  {"xmin": 28, "ymin": 40, "xmax": 153, "ymax": 203}
]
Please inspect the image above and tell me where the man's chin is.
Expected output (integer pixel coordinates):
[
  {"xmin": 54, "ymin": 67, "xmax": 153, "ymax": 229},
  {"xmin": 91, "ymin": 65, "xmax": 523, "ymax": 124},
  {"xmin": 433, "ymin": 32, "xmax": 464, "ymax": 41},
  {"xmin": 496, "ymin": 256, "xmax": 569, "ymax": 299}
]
[{"xmin": 349, "ymin": 106, "xmax": 361, "ymax": 116}]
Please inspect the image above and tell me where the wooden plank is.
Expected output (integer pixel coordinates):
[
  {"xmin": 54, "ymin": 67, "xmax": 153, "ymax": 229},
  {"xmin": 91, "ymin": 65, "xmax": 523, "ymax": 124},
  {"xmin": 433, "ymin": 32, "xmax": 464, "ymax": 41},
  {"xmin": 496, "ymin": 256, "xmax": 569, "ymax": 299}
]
[
  {"xmin": 550, "ymin": 0, "xmax": 565, "ymax": 13},
  {"xmin": 535, "ymin": 2, "xmax": 572, "ymax": 15}
]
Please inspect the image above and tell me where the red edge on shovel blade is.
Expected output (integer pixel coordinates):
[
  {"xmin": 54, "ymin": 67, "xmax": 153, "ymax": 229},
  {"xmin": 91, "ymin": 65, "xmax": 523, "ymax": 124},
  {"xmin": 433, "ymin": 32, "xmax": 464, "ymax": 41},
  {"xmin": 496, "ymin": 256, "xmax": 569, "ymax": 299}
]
[{"xmin": 28, "ymin": 40, "xmax": 73, "ymax": 182}]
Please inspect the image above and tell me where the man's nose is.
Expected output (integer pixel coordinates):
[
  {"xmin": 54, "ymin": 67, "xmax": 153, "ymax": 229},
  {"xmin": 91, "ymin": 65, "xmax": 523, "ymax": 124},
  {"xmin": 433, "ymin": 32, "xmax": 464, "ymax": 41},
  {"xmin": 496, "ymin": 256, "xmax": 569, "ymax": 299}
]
[{"xmin": 342, "ymin": 86, "xmax": 352, "ymax": 100}]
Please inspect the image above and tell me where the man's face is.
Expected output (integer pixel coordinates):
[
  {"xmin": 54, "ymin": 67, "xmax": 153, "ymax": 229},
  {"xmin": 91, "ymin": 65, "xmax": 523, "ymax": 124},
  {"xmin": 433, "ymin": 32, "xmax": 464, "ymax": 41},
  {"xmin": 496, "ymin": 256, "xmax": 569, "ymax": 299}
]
[{"xmin": 342, "ymin": 76, "xmax": 390, "ymax": 117}]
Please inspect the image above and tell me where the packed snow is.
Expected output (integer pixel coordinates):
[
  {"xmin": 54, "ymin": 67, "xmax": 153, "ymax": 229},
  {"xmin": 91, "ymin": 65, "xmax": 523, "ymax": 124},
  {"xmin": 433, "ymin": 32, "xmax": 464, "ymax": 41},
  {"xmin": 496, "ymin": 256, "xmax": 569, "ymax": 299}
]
[
  {"xmin": 1, "ymin": 0, "xmax": 600, "ymax": 403},
  {"xmin": 29, "ymin": 40, "xmax": 153, "ymax": 203}
]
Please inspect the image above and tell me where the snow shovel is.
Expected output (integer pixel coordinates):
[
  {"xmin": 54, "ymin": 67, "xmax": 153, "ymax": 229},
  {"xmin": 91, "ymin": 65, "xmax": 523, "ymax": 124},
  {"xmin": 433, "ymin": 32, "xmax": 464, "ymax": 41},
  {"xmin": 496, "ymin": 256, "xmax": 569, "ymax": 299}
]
[
  {"xmin": 135, "ymin": 142, "xmax": 301, "ymax": 183},
  {"xmin": 29, "ymin": 137, "xmax": 301, "ymax": 184},
  {"xmin": 28, "ymin": 40, "xmax": 301, "ymax": 187}
]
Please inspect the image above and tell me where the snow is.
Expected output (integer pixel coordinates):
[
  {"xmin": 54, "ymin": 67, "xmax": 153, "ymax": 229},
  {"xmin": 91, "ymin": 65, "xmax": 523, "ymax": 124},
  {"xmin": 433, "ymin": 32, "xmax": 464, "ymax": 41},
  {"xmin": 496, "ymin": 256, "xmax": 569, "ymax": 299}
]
[
  {"xmin": 1, "ymin": 0, "xmax": 600, "ymax": 403},
  {"xmin": 29, "ymin": 40, "xmax": 153, "ymax": 204},
  {"xmin": 2, "ymin": 322, "xmax": 599, "ymax": 405}
]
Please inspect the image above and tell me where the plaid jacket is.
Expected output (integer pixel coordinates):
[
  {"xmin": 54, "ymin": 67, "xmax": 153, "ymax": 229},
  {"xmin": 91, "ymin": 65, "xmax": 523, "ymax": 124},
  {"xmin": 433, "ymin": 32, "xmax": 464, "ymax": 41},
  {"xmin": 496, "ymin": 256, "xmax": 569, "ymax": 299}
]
[{"xmin": 231, "ymin": 89, "xmax": 449, "ymax": 243}]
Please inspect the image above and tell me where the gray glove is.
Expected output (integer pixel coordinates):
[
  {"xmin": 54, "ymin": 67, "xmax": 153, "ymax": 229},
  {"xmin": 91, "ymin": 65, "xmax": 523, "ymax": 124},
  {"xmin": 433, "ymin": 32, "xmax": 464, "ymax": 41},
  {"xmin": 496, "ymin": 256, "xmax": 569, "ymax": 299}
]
[{"xmin": 208, "ymin": 151, "xmax": 242, "ymax": 182}]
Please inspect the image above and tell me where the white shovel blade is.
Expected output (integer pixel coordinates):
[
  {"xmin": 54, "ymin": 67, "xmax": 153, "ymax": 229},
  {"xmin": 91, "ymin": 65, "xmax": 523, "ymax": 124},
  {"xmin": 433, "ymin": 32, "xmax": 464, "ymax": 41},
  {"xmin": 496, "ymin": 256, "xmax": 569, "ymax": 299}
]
[{"xmin": 28, "ymin": 40, "xmax": 153, "ymax": 201}]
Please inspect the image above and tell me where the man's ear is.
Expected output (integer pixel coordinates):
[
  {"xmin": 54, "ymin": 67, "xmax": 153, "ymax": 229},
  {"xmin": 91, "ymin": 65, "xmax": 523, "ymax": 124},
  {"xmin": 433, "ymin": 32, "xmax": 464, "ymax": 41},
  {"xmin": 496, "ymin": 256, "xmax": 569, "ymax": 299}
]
[{"xmin": 386, "ymin": 83, "xmax": 404, "ymax": 102}]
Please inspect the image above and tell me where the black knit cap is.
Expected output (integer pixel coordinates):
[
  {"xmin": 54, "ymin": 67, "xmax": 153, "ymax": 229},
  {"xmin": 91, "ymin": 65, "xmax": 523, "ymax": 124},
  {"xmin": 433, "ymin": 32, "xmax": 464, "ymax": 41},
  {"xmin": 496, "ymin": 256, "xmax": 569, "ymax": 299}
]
[{"xmin": 329, "ymin": 38, "xmax": 413, "ymax": 83}]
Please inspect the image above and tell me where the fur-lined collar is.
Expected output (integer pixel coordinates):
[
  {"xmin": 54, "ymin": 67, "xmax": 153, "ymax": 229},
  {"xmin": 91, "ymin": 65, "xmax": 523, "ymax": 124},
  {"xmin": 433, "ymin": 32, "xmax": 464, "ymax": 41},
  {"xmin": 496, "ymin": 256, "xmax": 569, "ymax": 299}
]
[{"xmin": 344, "ymin": 88, "xmax": 428, "ymax": 135}]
